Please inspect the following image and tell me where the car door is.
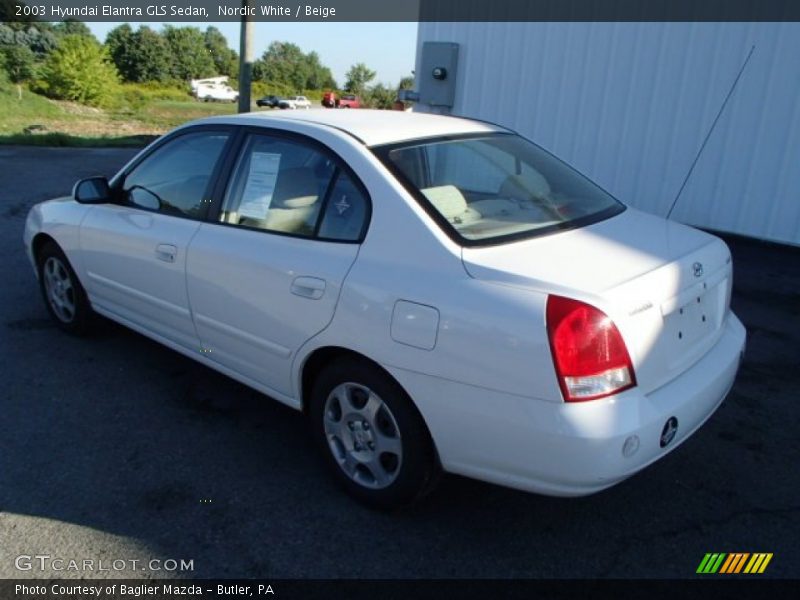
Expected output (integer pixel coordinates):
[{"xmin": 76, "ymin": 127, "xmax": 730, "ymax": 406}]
[
  {"xmin": 79, "ymin": 128, "xmax": 234, "ymax": 350},
  {"xmin": 186, "ymin": 130, "xmax": 370, "ymax": 398}
]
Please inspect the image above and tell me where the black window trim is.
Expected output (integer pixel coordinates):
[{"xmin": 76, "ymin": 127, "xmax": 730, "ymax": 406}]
[
  {"xmin": 371, "ymin": 132, "xmax": 627, "ymax": 248},
  {"xmin": 109, "ymin": 124, "xmax": 239, "ymax": 223},
  {"xmin": 206, "ymin": 125, "xmax": 372, "ymax": 245}
]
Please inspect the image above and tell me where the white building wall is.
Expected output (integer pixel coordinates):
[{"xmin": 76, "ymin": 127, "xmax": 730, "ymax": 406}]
[{"xmin": 415, "ymin": 22, "xmax": 800, "ymax": 245}]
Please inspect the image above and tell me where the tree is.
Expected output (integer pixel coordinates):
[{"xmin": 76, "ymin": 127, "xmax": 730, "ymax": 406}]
[
  {"xmin": 106, "ymin": 24, "xmax": 171, "ymax": 83},
  {"xmin": 53, "ymin": 20, "xmax": 93, "ymax": 39},
  {"xmin": 105, "ymin": 24, "xmax": 134, "ymax": 78},
  {"xmin": 364, "ymin": 83, "xmax": 396, "ymax": 109},
  {"xmin": 305, "ymin": 51, "xmax": 336, "ymax": 90},
  {"xmin": 163, "ymin": 26, "xmax": 216, "ymax": 81},
  {"xmin": 398, "ymin": 75, "xmax": 414, "ymax": 91},
  {"xmin": 2, "ymin": 45, "xmax": 35, "ymax": 83},
  {"xmin": 204, "ymin": 26, "xmax": 238, "ymax": 78},
  {"xmin": 257, "ymin": 41, "xmax": 309, "ymax": 91},
  {"xmin": 40, "ymin": 34, "xmax": 118, "ymax": 106},
  {"xmin": 344, "ymin": 63, "xmax": 376, "ymax": 96},
  {"xmin": 3, "ymin": 24, "xmax": 58, "ymax": 57}
]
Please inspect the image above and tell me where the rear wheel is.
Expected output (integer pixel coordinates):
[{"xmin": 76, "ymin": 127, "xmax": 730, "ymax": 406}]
[
  {"xmin": 309, "ymin": 358, "xmax": 439, "ymax": 509},
  {"xmin": 37, "ymin": 241, "xmax": 92, "ymax": 335}
]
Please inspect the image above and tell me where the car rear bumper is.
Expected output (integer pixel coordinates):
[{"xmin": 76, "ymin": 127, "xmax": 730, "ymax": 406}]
[{"xmin": 388, "ymin": 312, "xmax": 746, "ymax": 496}]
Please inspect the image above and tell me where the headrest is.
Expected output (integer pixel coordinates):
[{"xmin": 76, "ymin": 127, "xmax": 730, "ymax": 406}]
[{"xmin": 421, "ymin": 185, "xmax": 468, "ymax": 219}]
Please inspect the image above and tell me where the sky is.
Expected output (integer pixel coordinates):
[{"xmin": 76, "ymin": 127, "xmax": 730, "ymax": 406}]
[{"xmin": 86, "ymin": 21, "xmax": 418, "ymax": 87}]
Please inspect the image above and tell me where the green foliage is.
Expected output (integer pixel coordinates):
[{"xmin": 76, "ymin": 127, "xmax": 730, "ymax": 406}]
[
  {"xmin": 53, "ymin": 20, "xmax": 93, "ymax": 39},
  {"xmin": 1, "ymin": 44, "xmax": 34, "ymax": 83},
  {"xmin": 0, "ymin": 23, "xmax": 58, "ymax": 56},
  {"xmin": 113, "ymin": 82, "xmax": 189, "ymax": 112},
  {"xmin": 204, "ymin": 26, "xmax": 238, "ymax": 78},
  {"xmin": 344, "ymin": 63, "xmax": 376, "ymax": 96},
  {"xmin": 163, "ymin": 25, "xmax": 216, "ymax": 81},
  {"xmin": 253, "ymin": 41, "xmax": 336, "ymax": 92},
  {"xmin": 398, "ymin": 75, "xmax": 414, "ymax": 91},
  {"xmin": 363, "ymin": 83, "xmax": 396, "ymax": 109},
  {"xmin": 38, "ymin": 34, "xmax": 119, "ymax": 107},
  {"xmin": 106, "ymin": 25, "xmax": 171, "ymax": 83}
]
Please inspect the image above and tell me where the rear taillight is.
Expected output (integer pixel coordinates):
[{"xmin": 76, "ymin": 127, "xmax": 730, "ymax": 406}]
[{"xmin": 546, "ymin": 295, "xmax": 636, "ymax": 402}]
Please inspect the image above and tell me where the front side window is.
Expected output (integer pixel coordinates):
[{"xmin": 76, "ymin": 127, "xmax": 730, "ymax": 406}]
[
  {"xmin": 221, "ymin": 134, "xmax": 369, "ymax": 241},
  {"xmin": 121, "ymin": 131, "xmax": 230, "ymax": 218},
  {"xmin": 375, "ymin": 133, "xmax": 624, "ymax": 244}
]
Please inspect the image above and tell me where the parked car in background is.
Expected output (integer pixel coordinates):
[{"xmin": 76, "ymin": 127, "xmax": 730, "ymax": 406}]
[
  {"xmin": 256, "ymin": 95, "xmax": 281, "ymax": 108},
  {"xmin": 24, "ymin": 110, "xmax": 745, "ymax": 509},
  {"xmin": 338, "ymin": 94, "xmax": 361, "ymax": 108},
  {"xmin": 279, "ymin": 95, "xmax": 312, "ymax": 110}
]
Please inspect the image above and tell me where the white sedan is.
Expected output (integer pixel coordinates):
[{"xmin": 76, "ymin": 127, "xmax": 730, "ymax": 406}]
[
  {"xmin": 278, "ymin": 95, "xmax": 312, "ymax": 110},
  {"xmin": 24, "ymin": 110, "xmax": 746, "ymax": 508}
]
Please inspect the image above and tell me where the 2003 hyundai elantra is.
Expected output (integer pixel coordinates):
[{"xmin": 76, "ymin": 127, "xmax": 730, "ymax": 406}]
[{"xmin": 24, "ymin": 110, "xmax": 746, "ymax": 507}]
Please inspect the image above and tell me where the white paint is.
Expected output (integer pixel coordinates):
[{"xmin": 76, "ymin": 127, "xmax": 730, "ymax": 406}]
[{"xmin": 24, "ymin": 110, "xmax": 746, "ymax": 497}]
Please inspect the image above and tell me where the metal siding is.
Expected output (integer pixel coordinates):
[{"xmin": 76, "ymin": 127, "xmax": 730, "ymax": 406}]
[{"xmin": 416, "ymin": 22, "xmax": 800, "ymax": 245}]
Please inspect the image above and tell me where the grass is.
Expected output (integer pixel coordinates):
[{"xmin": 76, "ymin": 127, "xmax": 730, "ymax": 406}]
[
  {"xmin": 0, "ymin": 83, "xmax": 251, "ymax": 147},
  {"xmin": 0, "ymin": 82, "xmax": 328, "ymax": 147}
]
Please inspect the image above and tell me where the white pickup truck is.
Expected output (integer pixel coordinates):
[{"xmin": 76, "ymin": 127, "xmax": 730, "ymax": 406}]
[
  {"xmin": 193, "ymin": 82, "xmax": 239, "ymax": 103},
  {"xmin": 279, "ymin": 95, "xmax": 312, "ymax": 109}
]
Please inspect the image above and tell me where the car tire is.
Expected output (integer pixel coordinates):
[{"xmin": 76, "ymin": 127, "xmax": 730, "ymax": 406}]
[
  {"xmin": 37, "ymin": 241, "xmax": 92, "ymax": 335},
  {"xmin": 309, "ymin": 358, "xmax": 440, "ymax": 509}
]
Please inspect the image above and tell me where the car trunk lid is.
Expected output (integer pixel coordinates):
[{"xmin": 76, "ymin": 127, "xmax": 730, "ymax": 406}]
[{"xmin": 461, "ymin": 208, "xmax": 733, "ymax": 395}]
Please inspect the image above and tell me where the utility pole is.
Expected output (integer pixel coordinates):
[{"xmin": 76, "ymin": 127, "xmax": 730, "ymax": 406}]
[{"xmin": 237, "ymin": 0, "xmax": 255, "ymax": 114}]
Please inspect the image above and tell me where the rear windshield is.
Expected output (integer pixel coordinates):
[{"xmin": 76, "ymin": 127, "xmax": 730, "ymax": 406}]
[{"xmin": 374, "ymin": 133, "xmax": 624, "ymax": 245}]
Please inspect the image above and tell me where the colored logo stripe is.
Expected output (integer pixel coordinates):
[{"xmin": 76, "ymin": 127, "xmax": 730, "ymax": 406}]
[
  {"xmin": 697, "ymin": 553, "xmax": 726, "ymax": 573},
  {"xmin": 720, "ymin": 553, "xmax": 749, "ymax": 573},
  {"xmin": 697, "ymin": 553, "xmax": 773, "ymax": 574},
  {"xmin": 744, "ymin": 553, "xmax": 773, "ymax": 574}
]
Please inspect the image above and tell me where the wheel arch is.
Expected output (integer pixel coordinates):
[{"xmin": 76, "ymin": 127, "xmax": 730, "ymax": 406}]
[
  {"xmin": 31, "ymin": 232, "xmax": 60, "ymax": 265},
  {"xmin": 300, "ymin": 346, "xmax": 381, "ymax": 414},
  {"xmin": 299, "ymin": 347, "xmax": 438, "ymax": 454}
]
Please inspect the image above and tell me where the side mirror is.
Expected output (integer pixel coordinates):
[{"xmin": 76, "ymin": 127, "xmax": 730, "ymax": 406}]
[
  {"xmin": 128, "ymin": 185, "xmax": 161, "ymax": 211},
  {"xmin": 73, "ymin": 176, "xmax": 111, "ymax": 204}
]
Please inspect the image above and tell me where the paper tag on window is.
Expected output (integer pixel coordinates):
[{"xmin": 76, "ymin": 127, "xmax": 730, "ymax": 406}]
[{"xmin": 238, "ymin": 152, "xmax": 281, "ymax": 219}]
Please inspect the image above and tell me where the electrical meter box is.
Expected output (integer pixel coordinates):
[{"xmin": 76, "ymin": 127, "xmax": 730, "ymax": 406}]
[{"xmin": 418, "ymin": 42, "xmax": 459, "ymax": 108}]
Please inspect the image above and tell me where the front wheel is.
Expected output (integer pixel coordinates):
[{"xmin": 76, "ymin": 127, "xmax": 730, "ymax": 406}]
[
  {"xmin": 37, "ymin": 241, "xmax": 92, "ymax": 335},
  {"xmin": 309, "ymin": 358, "xmax": 439, "ymax": 509}
]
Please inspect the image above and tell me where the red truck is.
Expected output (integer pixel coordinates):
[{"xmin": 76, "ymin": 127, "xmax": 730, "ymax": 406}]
[{"xmin": 321, "ymin": 91, "xmax": 361, "ymax": 108}]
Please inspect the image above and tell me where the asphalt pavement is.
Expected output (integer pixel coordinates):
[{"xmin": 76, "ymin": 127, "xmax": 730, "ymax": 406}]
[{"xmin": 0, "ymin": 145, "xmax": 798, "ymax": 579}]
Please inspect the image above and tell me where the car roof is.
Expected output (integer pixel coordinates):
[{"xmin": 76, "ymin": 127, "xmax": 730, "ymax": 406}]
[{"xmin": 194, "ymin": 109, "xmax": 508, "ymax": 146}]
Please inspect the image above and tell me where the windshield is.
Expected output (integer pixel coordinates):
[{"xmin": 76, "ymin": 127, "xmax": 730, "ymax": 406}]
[{"xmin": 374, "ymin": 133, "xmax": 624, "ymax": 244}]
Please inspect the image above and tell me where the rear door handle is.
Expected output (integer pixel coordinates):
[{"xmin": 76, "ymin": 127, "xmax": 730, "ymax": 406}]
[
  {"xmin": 155, "ymin": 243, "xmax": 177, "ymax": 263},
  {"xmin": 291, "ymin": 276, "xmax": 326, "ymax": 300}
]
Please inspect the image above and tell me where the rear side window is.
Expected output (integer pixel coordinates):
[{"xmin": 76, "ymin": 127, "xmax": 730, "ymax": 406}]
[
  {"xmin": 375, "ymin": 133, "xmax": 624, "ymax": 245},
  {"xmin": 317, "ymin": 171, "xmax": 369, "ymax": 241},
  {"xmin": 220, "ymin": 133, "xmax": 369, "ymax": 242}
]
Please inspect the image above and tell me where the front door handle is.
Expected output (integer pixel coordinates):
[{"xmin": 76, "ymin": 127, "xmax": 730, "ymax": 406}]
[
  {"xmin": 291, "ymin": 276, "xmax": 326, "ymax": 300},
  {"xmin": 155, "ymin": 243, "xmax": 177, "ymax": 263}
]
